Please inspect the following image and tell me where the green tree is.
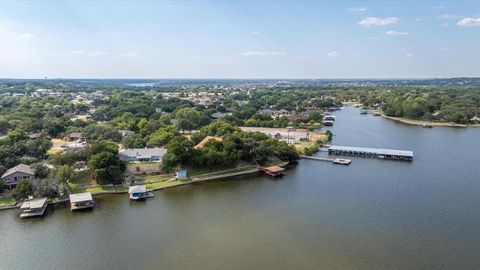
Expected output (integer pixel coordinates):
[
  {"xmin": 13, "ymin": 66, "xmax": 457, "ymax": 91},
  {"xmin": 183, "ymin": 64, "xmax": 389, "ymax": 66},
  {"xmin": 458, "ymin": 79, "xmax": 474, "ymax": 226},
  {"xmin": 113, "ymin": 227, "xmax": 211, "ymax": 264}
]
[
  {"xmin": 162, "ymin": 136, "xmax": 194, "ymax": 168},
  {"xmin": 55, "ymin": 165, "xmax": 74, "ymax": 184},
  {"xmin": 88, "ymin": 152, "xmax": 125, "ymax": 185},
  {"xmin": 11, "ymin": 180, "xmax": 34, "ymax": 201}
]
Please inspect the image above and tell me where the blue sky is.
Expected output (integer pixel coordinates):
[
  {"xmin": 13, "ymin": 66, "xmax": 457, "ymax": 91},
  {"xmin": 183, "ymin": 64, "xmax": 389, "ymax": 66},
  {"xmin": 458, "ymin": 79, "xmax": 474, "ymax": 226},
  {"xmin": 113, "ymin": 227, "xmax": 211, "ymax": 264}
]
[{"xmin": 0, "ymin": 1, "xmax": 479, "ymax": 78}]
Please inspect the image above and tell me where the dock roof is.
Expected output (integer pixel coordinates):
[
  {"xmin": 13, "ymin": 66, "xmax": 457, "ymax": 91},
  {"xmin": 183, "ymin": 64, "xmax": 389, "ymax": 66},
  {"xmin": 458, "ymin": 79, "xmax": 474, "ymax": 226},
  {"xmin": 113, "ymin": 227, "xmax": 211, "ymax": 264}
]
[
  {"xmin": 69, "ymin": 192, "xmax": 93, "ymax": 203},
  {"xmin": 129, "ymin": 185, "xmax": 147, "ymax": 194},
  {"xmin": 20, "ymin": 198, "xmax": 47, "ymax": 209},
  {"xmin": 329, "ymin": 145, "xmax": 413, "ymax": 157}
]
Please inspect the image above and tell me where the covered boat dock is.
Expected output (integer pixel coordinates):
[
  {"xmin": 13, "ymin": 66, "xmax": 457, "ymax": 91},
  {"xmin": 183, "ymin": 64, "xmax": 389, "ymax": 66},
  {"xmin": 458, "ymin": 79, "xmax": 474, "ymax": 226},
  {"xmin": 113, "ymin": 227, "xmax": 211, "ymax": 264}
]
[
  {"xmin": 20, "ymin": 198, "xmax": 48, "ymax": 218},
  {"xmin": 328, "ymin": 145, "xmax": 413, "ymax": 161},
  {"xmin": 69, "ymin": 192, "xmax": 95, "ymax": 210}
]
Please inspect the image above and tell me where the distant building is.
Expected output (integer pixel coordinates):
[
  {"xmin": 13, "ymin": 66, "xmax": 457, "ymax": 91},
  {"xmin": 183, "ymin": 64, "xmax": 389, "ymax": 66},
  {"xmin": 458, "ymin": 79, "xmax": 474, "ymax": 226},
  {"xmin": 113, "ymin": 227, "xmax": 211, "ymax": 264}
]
[
  {"xmin": 211, "ymin": 112, "xmax": 226, "ymax": 119},
  {"xmin": 1, "ymin": 164, "xmax": 35, "ymax": 189},
  {"xmin": 259, "ymin": 108, "xmax": 274, "ymax": 115},
  {"xmin": 119, "ymin": 147, "xmax": 167, "ymax": 162},
  {"xmin": 119, "ymin": 130, "xmax": 135, "ymax": 137},
  {"xmin": 470, "ymin": 116, "xmax": 480, "ymax": 124},
  {"xmin": 64, "ymin": 132, "xmax": 85, "ymax": 142}
]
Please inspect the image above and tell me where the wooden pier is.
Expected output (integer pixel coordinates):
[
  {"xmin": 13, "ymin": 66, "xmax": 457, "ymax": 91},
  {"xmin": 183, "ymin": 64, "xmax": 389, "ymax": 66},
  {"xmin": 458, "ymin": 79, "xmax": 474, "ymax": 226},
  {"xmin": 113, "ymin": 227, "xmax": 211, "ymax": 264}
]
[
  {"xmin": 327, "ymin": 145, "xmax": 413, "ymax": 161},
  {"xmin": 300, "ymin": 155, "xmax": 352, "ymax": 165}
]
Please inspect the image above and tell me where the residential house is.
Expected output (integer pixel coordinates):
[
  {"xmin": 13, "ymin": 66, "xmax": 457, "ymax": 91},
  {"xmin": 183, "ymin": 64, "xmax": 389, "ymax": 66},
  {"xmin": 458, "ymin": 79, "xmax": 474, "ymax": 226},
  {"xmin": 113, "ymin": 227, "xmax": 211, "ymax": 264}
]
[
  {"xmin": 470, "ymin": 116, "xmax": 480, "ymax": 124},
  {"xmin": 118, "ymin": 147, "xmax": 167, "ymax": 162},
  {"xmin": 1, "ymin": 164, "xmax": 35, "ymax": 189},
  {"xmin": 64, "ymin": 132, "xmax": 85, "ymax": 142}
]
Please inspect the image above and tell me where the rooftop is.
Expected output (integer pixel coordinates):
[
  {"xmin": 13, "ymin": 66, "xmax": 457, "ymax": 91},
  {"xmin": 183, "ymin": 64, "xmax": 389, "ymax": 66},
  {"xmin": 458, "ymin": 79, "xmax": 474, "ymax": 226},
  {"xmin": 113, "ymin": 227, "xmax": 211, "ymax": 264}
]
[
  {"xmin": 129, "ymin": 185, "xmax": 147, "ymax": 194},
  {"xmin": 1, "ymin": 164, "xmax": 35, "ymax": 179},
  {"xmin": 69, "ymin": 192, "xmax": 93, "ymax": 203},
  {"xmin": 329, "ymin": 145, "xmax": 413, "ymax": 157},
  {"xmin": 20, "ymin": 198, "xmax": 47, "ymax": 209},
  {"xmin": 119, "ymin": 147, "xmax": 167, "ymax": 158}
]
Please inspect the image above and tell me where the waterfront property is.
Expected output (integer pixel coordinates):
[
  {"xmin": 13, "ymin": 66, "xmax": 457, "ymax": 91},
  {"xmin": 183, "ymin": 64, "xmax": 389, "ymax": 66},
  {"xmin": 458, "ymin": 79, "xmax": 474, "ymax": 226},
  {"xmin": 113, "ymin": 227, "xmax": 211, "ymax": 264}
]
[
  {"xmin": 19, "ymin": 198, "xmax": 48, "ymax": 218},
  {"xmin": 324, "ymin": 115, "xmax": 336, "ymax": 121},
  {"xmin": 129, "ymin": 185, "xmax": 147, "ymax": 200},
  {"xmin": 258, "ymin": 166, "xmax": 285, "ymax": 177},
  {"xmin": 322, "ymin": 120, "xmax": 334, "ymax": 126},
  {"xmin": 119, "ymin": 147, "xmax": 167, "ymax": 162},
  {"xmin": 328, "ymin": 145, "xmax": 413, "ymax": 161},
  {"xmin": 1, "ymin": 164, "xmax": 35, "ymax": 189},
  {"xmin": 69, "ymin": 192, "xmax": 95, "ymax": 210}
]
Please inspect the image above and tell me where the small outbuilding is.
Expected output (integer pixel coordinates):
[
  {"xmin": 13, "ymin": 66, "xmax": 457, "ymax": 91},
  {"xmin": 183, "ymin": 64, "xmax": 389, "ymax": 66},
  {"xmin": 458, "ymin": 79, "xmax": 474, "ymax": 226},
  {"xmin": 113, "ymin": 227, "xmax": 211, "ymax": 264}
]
[
  {"xmin": 176, "ymin": 170, "xmax": 188, "ymax": 180},
  {"xmin": 69, "ymin": 192, "xmax": 95, "ymax": 210},
  {"xmin": 129, "ymin": 185, "xmax": 147, "ymax": 200}
]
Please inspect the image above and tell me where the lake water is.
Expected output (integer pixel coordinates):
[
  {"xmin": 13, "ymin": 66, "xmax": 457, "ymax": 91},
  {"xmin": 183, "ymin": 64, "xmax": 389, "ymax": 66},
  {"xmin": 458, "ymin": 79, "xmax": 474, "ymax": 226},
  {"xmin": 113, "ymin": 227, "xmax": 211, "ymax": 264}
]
[{"xmin": 1, "ymin": 106, "xmax": 479, "ymax": 270}]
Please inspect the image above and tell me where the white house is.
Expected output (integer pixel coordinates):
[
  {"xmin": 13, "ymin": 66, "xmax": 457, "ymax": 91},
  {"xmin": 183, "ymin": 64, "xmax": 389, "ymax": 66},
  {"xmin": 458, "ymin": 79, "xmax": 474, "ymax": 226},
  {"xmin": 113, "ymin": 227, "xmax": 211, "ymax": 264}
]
[{"xmin": 118, "ymin": 147, "xmax": 167, "ymax": 162}]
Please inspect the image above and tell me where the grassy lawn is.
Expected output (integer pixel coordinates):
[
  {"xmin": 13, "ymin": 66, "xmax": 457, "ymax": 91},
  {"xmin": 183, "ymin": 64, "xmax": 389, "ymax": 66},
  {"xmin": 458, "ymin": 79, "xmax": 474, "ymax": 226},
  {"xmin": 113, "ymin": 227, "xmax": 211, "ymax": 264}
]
[
  {"xmin": 47, "ymin": 148, "xmax": 64, "ymax": 155},
  {"xmin": 146, "ymin": 180, "xmax": 185, "ymax": 190},
  {"xmin": 0, "ymin": 196, "xmax": 14, "ymax": 207},
  {"xmin": 128, "ymin": 161, "xmax": 163, "ymax": 166},
  {"xmin": 144, "ymin": 175, "xmax": 174, "ymax": 181},
  {"xmin": 70, "ymin": 186, "xmax": 115, "ymax": 194}
]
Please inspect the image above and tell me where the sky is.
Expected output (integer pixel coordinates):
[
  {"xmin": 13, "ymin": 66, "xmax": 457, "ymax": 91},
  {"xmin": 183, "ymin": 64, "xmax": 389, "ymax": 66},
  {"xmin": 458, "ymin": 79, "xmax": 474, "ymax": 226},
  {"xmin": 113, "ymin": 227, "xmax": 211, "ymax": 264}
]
[{"xmin": 0, "ymin": 1, "xmax": 479, "ymax": 79}]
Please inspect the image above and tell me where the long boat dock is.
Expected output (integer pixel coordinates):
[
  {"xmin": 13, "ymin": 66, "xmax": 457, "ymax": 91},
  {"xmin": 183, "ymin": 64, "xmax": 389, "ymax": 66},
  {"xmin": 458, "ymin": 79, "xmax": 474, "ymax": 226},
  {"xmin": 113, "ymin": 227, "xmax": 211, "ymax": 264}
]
[
  {"xmin": 300, "ymin": 155, "xmax": 352, "ymax": 165},
  {"xmin": 327, "ymin": 145, "xmax": 413, "ymax": 161}
]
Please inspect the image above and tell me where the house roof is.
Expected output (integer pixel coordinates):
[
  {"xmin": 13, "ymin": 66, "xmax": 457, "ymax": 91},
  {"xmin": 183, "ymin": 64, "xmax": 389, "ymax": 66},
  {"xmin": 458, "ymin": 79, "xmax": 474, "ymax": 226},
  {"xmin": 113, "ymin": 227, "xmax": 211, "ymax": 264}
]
[
  {"xmin": 194, "ymin": 136, "xmax": 223, "ymax": 149},
  {"xmin": 69, "ymin": 192, "xmax": 93, "ymax": 203},
  {"xmin": 66, "ymin": 132, "xmax": 83, "ymax": 138},
  {"xmin": 211, "ymin": 112, "xmax": 225, "ymax": 119},
  {"xmin": 1, "ymin": 164, "xmax": 34, "ymax": 179},
  {"xmin": 119, "ymin": 147, "xmax": 167, "ymax": 159},
  {"xmin": 20, "ymin": 198, "xmax": 47, "ymax": 209},
  {"xmin": 129, "ymin": 185, "xmax": 147, "ymax": 194}
]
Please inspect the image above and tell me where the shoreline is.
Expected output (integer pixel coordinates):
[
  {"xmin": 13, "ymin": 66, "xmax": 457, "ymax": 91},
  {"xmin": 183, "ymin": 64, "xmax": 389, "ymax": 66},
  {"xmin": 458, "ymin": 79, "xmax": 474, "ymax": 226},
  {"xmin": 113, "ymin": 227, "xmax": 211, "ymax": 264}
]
[
  {"xmin": 0, "ymin": 162, "xmax": 289, "ymax": 211},
  {"xmin": 382, "ymin": 115, "xmax": 480, "ymax": 128}
]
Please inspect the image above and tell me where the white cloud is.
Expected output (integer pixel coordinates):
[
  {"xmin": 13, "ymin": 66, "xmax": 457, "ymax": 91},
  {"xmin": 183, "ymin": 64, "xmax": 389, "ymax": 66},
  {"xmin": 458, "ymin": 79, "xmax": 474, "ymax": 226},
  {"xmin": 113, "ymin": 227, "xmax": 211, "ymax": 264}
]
[
  {"xmin": 415, "ymin": 18, "xmax": 423, "ymax": 21},
  {"xmin": 441, "ymin": 23, "xmax": 449, "ymax": 27},
  {"xmin": 358, "ymin": 17, "xmax": 399, "ymax": 27},
  {"xmin": 250, "ymin": 30, "xmax": 260, "ymax": 34},
  {"xmin": 70, "ymin": 50, "xmax": 87, "ymax": 54},
  {"xmin": 457, "ymin": 17, "xmax": 480, "ymax": 27},
  {"xmin": 432, "ymin": 5, "xmax": 445, "ymax": 9},
  {"xmin": 348, "ymin": 7, "xmax": 367, "ymax": 12},
  {"xmin": 89, "ymin": 51, "xmax": 109, "ymax": 56},
  {"xmin": 438, "ymin": 14, "xmax": 462, "ymax": 19},
  {"xmin": 368, "ymin": 37, "xmax": 379, "ymax": 40},
  {"xmin": 116, "ymin": 52, "xmax": 139, "ymax": 57},
  {"xmin": 18, "ymin": 33, "xmax": 34, "ymax": 39},
  {"xmin": 326, "ymin": 51, "xmax": 338, "ymax": 58},
  {"xmin": 240, "ymin": 51, "xmax": 286, "ymax": 56},
  {"xmin": 385, "ymin": 30, "xmax": 408, "ymax": 36},
  {"xmin": 404, "ymin": 53, "xmax": 414, "ymax": 58}
]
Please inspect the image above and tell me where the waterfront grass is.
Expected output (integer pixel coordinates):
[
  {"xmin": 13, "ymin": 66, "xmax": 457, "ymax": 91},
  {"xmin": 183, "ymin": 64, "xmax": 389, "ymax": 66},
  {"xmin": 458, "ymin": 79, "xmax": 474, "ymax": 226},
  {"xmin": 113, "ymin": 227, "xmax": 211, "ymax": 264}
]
[
  {"xmin": 146, "ymin": 180, "xmax": 185, "ymax": 190},
  {"xmin": 70, "ymin": 185, "xmax": 115, "ymax": 194},
  {"xmin": 144, "ymin": 175, "xmax": 174, "ymax": 181},
  {"xmin": 0, "ymin": 197, "xmax": 14, "ymax": 207}
]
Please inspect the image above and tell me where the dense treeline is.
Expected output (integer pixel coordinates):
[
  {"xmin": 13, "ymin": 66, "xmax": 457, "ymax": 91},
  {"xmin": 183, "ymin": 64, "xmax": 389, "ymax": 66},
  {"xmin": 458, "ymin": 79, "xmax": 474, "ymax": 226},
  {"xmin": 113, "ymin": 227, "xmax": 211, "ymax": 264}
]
[{"xmin": 332, "ymin": 87, "xmax": 480, "ymax": 124}]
